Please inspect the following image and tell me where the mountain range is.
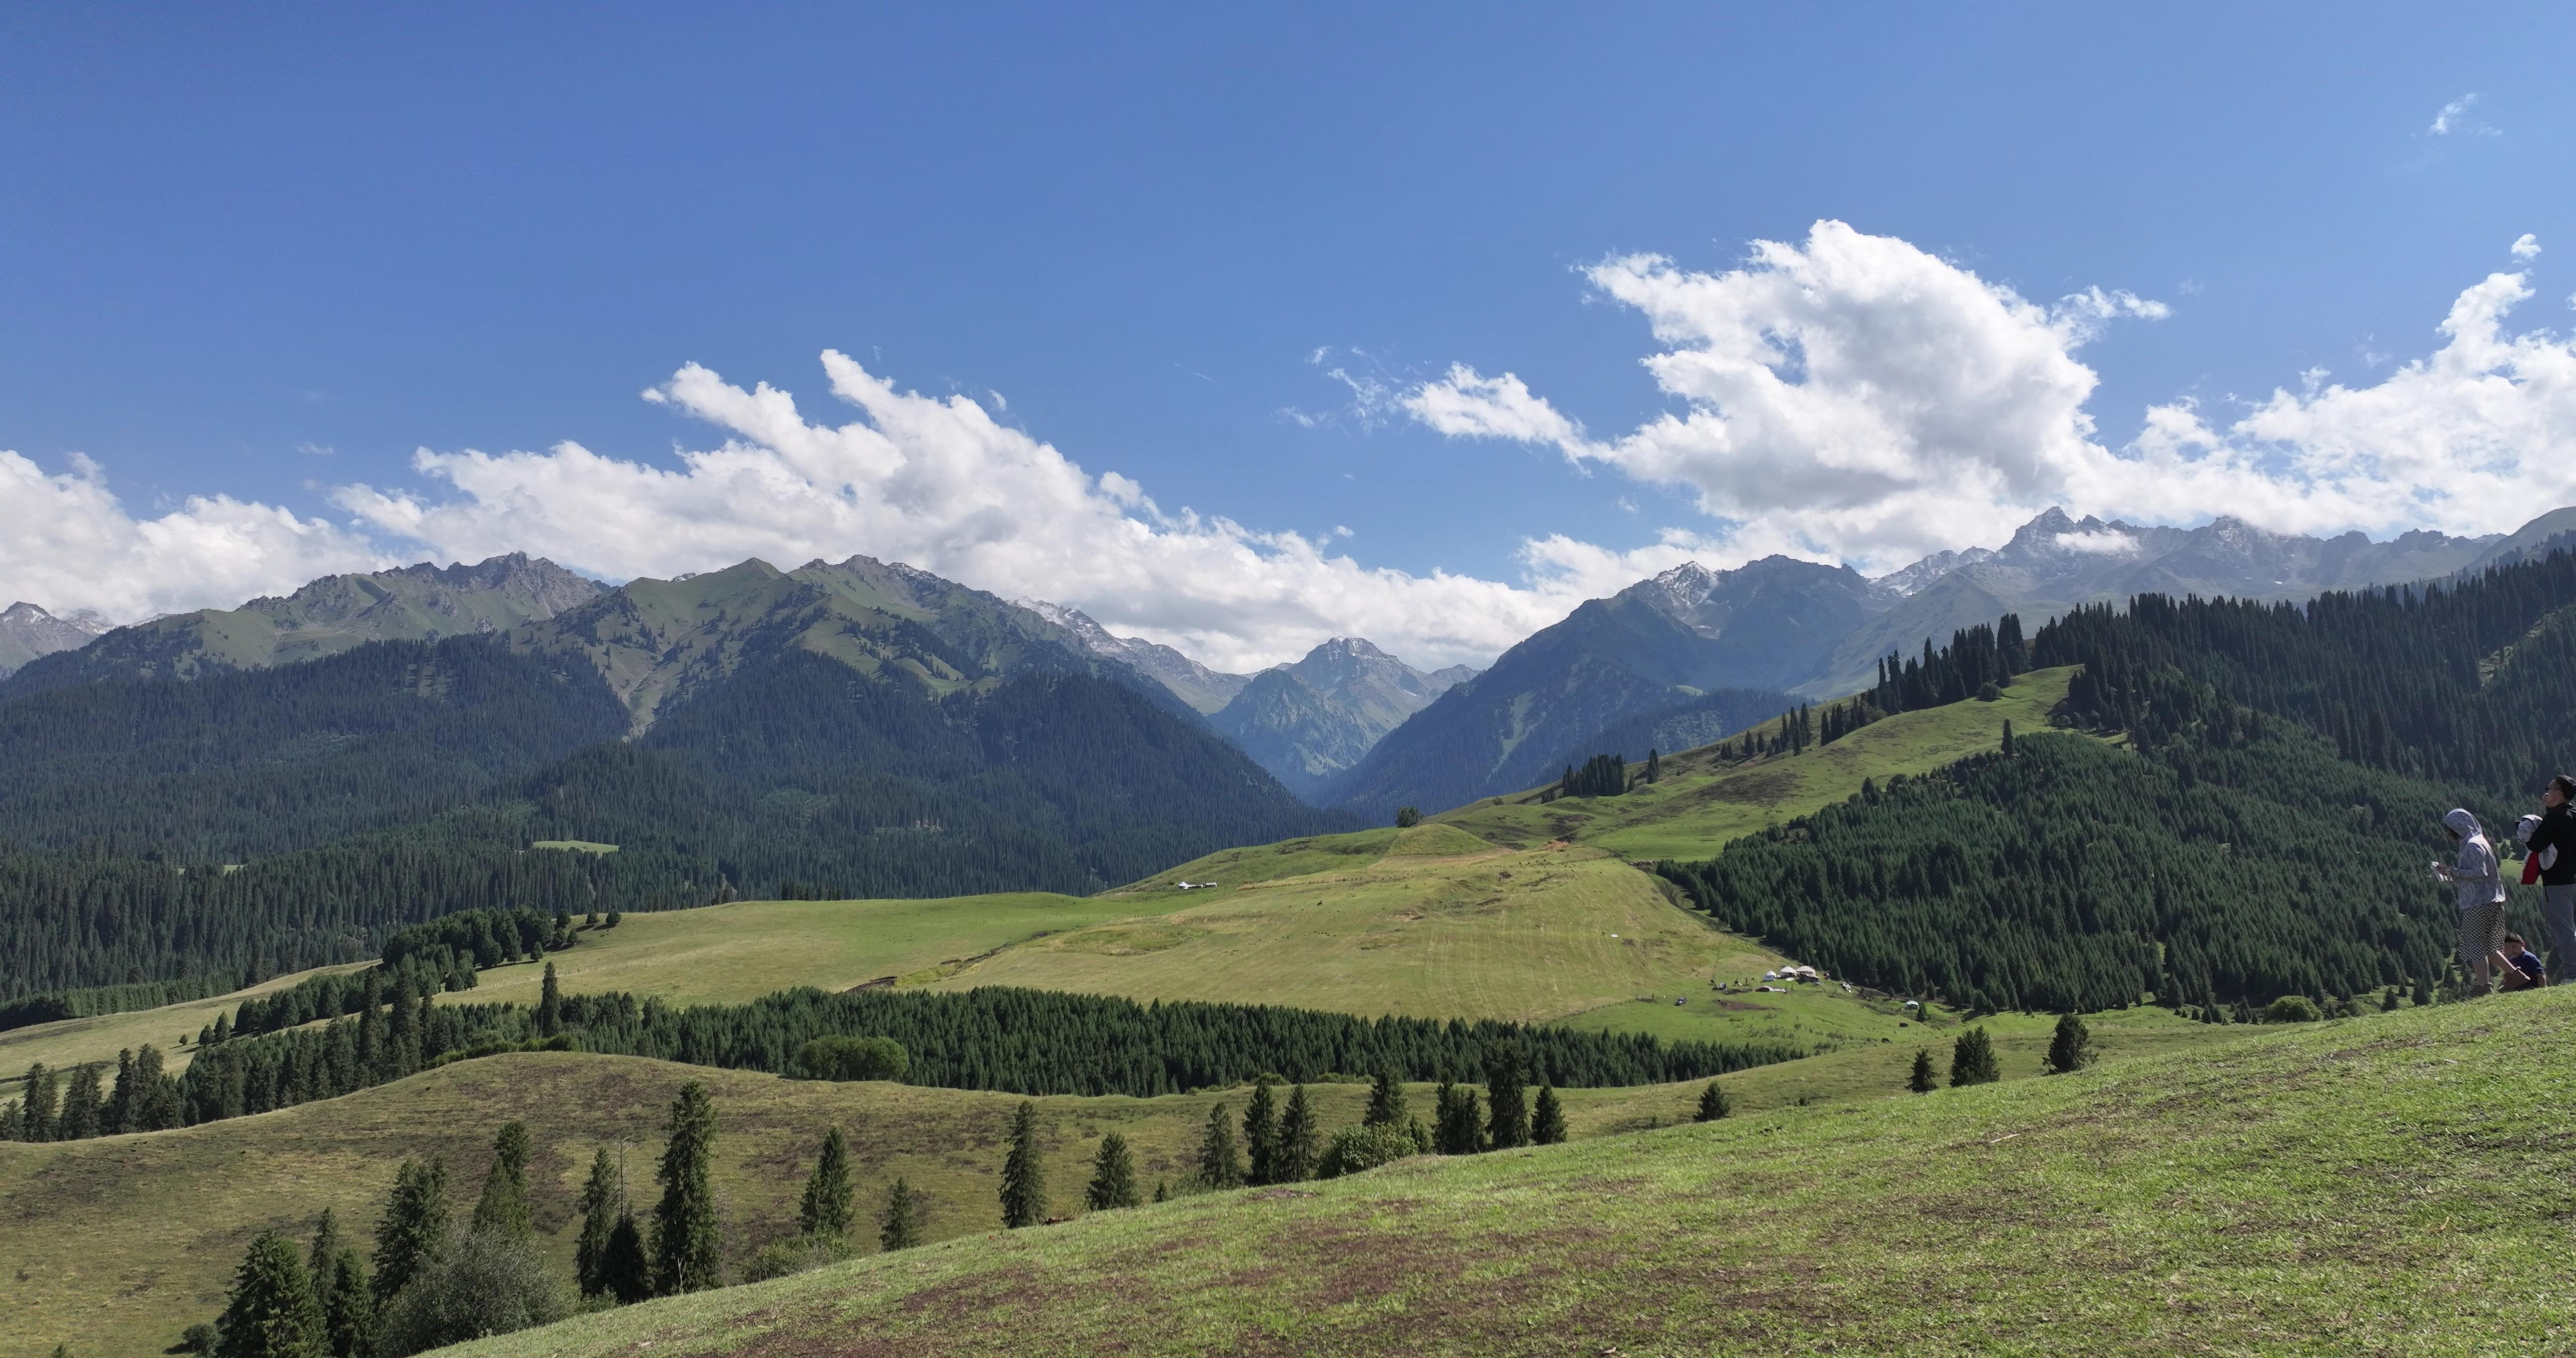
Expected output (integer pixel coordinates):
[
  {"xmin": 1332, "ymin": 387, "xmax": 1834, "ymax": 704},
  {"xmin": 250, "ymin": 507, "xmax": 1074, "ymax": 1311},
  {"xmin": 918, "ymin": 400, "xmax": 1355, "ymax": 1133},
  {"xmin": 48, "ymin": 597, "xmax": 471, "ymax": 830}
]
[{"xmin": 0, "ymin": 602, "xmax": 108, "ymax": 677}]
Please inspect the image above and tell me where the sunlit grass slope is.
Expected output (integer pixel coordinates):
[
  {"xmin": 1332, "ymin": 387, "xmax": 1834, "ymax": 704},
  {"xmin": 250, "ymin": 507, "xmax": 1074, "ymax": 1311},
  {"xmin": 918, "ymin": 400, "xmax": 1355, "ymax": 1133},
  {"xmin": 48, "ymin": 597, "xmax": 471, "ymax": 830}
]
[
  {"xmin": 0, "ymin": 1008, "xmax": 2253, "ymax": 1358},
  {"xmin": 0, "ymin": 963, "xmax": 374, "ymax": 1086},
  {"xmin": 449, "ymin": 992, "xmax": 2570, "ymax": 1358},
  {"xmin": 1430, "ymin": 664, "xmax": 2082, "ymax": 861}
]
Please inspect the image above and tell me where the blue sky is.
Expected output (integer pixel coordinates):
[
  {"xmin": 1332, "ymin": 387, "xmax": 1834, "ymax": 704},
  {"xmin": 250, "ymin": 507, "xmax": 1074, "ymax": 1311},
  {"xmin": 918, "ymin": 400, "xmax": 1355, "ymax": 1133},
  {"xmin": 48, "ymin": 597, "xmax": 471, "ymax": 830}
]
[{"xmin": 3, "ymin": 4, "xmax": 2572, "ymax": 667}]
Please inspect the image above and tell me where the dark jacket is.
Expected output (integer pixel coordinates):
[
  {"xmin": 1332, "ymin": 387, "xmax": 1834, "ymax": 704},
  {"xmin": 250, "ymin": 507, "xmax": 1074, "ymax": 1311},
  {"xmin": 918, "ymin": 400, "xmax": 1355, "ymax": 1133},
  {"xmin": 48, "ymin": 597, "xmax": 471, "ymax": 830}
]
[{"xmin": 2528, "ymin": 803, "xmax": 2576, "ymax": 888}]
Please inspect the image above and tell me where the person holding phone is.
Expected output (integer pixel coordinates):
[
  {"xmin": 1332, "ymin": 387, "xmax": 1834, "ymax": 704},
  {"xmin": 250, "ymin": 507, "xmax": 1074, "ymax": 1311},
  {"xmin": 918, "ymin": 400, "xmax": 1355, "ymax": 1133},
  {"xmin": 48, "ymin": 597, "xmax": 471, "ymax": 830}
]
[{"xmin": 2525, "ymin": 776, "xmax": 2576, "ymax": 982}]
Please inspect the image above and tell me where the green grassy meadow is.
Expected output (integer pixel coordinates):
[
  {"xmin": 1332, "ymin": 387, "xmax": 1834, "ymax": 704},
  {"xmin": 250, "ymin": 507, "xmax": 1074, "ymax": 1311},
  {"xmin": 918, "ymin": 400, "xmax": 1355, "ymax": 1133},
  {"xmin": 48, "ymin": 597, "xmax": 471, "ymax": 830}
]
[
  {"xmin": 1431, "ymin": 663, "xmax": 2082, "ymax": 861},
  {"xmin": 0, "ymin": 1006, "xmax": 2259, "ymax": 1358},
  {"xmin": 432, "ymin": 990, "xmax": 2571, "ymax": 1358}
]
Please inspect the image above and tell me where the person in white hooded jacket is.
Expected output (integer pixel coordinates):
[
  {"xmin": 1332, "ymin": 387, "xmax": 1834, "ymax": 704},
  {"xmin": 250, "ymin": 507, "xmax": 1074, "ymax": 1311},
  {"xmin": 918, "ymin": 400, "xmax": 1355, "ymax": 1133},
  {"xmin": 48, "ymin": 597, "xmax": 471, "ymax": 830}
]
[{"xmin": 2435, "ymin": 808, "xmax": 2509, "ymax": 995}]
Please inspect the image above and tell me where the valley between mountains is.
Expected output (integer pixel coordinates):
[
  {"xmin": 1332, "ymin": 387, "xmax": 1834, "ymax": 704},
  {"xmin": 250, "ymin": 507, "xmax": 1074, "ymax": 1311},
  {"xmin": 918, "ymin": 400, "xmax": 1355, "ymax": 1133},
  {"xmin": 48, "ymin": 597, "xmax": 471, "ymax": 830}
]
[{"xmin": 5, "ymin": 511, "xmax": 2576, "ymax": 1356}]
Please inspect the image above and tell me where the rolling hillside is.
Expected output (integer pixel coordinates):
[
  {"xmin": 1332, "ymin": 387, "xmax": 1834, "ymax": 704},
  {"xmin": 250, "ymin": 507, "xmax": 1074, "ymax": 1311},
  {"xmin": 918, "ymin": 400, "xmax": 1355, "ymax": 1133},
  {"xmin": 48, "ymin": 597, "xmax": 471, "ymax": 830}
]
[{"xmin": 414, "ymin": 987, "xmax": 2561, "ymax": 1357}]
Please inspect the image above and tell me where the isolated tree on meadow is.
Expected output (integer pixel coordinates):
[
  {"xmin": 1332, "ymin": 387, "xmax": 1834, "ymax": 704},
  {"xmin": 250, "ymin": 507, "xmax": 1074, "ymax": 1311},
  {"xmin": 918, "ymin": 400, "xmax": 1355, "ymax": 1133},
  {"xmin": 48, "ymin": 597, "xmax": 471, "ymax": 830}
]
[
  {"xmin": 879, "ymin": 1178, "xmax": 926, "ymax": 1251},
  {"xmin": 1394, "ymin": 806, "xmax": 1422, "ymax": 828},
  {"xmin": 1363, "ymin": 1069, "xmax": 1407, "ymax": 1129},
  {"xmin": 471, "ymin": 1122, "xmax": 534, "ymax": 1238},
  {"xmin": 1085, "ymin": 1132, "xmax": 1142, "ymax": 1211},
  {"xmin": 1530, "ymin": 1085, "xmax": 1567, "ymax": 1144},
  {"xmin": 1242, "ymin": 1080, "xmax": 1281, "ymax": 1184},
  {"xmin": 1950, "ymin": 1027, "xmax": 2000, "ymax": 1086},
  {"xmin": 2043, "ymin": 1013, "xmax": 2096, "ymax": 1075},
  {"xmin": 371, "ymin": 1157, "xmax": 450, "ymax": 1306},
  {"xmin": 1694, "ymin": 1081, "xmax": 1731, "ymax": 1122},
  {"xmin": 216, "ymin": 1230, "xmax": 327, "ymax": 1358},
  {"xmin": 1485, "ymin": 1050, "xmax": 1530, "ymax": 1149},
  {"xmin": 798, "ymin": 1127, "xmax": 855, "ymax": 1238},
  {"xmin": 1000, "ymin": 1100, "xmax": 1049, "ymax": 1227},
  {"xmin": 1908, "ymin": 1049, "xmax": 1938, "ymax": 1094},
  {"xmin": 535, "ymin": 963, "xmax": 563, "ymax": 1039},
  {"xmin": 1194, "ymin": 1101, "xmax": 1246, "ymax": 1189},
  {"xmin": 574, "ymin": 1149, "xmax": 622, "ymax": 1298},
  {"xmin": 1276, "ymin": 1085, "xmax": 1320, "ymax": 1181},
  {"xmin": 652, "ymin": 1082, "xmax": 722, "ymax": 1294}
]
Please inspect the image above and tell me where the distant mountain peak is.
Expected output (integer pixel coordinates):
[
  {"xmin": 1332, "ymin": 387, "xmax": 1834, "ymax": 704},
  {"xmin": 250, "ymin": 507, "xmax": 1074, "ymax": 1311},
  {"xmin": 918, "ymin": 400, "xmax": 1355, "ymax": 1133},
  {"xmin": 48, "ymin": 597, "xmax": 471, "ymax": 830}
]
[{"xmin": 1014, "ymin": 599, "xmax": 1248, "ymax": 715}]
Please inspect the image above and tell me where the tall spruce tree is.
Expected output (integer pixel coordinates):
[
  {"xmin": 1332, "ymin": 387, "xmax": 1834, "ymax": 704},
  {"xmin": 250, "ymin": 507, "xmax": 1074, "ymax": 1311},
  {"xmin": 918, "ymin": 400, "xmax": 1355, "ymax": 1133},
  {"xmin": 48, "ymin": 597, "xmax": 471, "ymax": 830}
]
[
  {"xmin": 1194, "ymin": 1101, "xmax": 1246, "ymax": 1189},
  {"xmin": 1950, "ymin": 1027, "xmax": 2000, "ymax": 1086},
  {"xmin": 1433, "ymin": 1082, "xmax": 1484, "ymax": 1155},
  {"xmin": 574, "ymin": 1148, "xmax": 622, "ymax": 1298},
  {"xmin": 879, "ymin": 1178, "xmax": 926, "ymax": 1251},
  {"xmin": 471, "ymin": 1121, "xmax": 535, "ymax": 1238},
  {"xmin": 216, "ymin": 1230, "xmax": 327, "ymax": 1358},
  {"xmin": 598, "ymin": 1210, "xmax": 651, "ymax": 1305},
  {"xmin": 1241, "ymin": 1080, "xmax": 1280, "ymax": 1185},
  {"xmin": 652, "ymin": 1081, "xmax": 722, "ymax": 1294},
  {"xmin": 56, "ymin": 1064, "xmax": 102, "ymax": 1140},
  {"xmin": 306, "ymin": 1210, "xmax": 344, "ymax": 1314},
  {"xmin": 1000, "ymin": 1100, "xmax": 1048, "ymax": 1227},
  {"xmin": 370, "ymin": 1157, "xmax": 449, "ymax": 1306},
  {"xmin": 1275, "ymin": 1085, "xmax": 1319, "ymax": 1182},
  {"xmin": 1484, "ymin": 1050, "xmax": 1530, "ymax": 1149},
  {"xmin": 1694, "ymin": 1081, "xmax": 1732, "ymax": 1122},
  {"xmin": 21, "ymin": 1061, "xmax": 56, "ymax": 1142},
  {"xmin": 1908, "ymin": 1048, "xmax": 1937, "ymax": 1093},
  {"xmin": 1363, "ymin": 1069, "xmax": 1406, "ymax": 1128},
  {"xmin": 535, "ymin": 963, "xmax": 564, "ymax": 1039},
  {"xmin": 1530, "ymin": 1085, "xmax": 1567, "ymax": 1144},
  {"xmin": 1, "ymin": 1098, "xmax": 21, "ymax": 1141},
  {"xmin": 322, "ymin": 1250, "xmax": 375, "ymax": 1358},
  {"xmin": 798, "ymin": 1127, "xmax": 855, "ymax": 1238},
  {"xmin": 2043, "ymin": 1013, "xmax": 2096, "ymax": 1075},
  {"xmin": 1084, "ymin": 1132, "xmax": 1141, "ymax": 1211}
]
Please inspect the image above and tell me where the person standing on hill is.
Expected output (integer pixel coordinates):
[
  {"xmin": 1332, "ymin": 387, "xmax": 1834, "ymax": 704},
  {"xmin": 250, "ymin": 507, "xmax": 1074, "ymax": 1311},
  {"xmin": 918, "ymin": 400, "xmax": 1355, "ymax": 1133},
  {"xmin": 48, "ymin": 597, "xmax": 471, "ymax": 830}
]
[
  {"xmin": 2522, "ymin": 776, "xmax": 2576, "ymax": 982},
  {"xmin": 2436, "ymin": 808, "xmax": 2509, "ymax": 995}
]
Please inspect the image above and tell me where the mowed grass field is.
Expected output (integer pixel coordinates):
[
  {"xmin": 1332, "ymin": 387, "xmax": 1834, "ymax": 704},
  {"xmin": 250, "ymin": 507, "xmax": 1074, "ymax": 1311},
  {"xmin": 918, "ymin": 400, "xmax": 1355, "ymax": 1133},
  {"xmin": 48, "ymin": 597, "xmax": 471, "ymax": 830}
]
[
  {"xmin": 1431, "ymin": 664, "xmax": 2083, "ymax": 861},
  {"xmin": 441, "ymin": 991, "xmax": 2573, "ymax": 1358},
  {"xmin": 0, "ymin": 1009, "xmax": 2260, "ymax": 1358}
]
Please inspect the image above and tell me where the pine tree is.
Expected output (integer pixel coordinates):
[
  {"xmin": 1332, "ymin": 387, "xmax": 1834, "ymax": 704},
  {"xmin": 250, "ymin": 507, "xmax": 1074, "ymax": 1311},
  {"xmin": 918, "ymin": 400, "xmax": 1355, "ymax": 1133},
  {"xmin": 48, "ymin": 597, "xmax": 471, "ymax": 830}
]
[
  {"xmin": 798, "ymin": 1127, "xmax": 854, "ymax": 1238},
  {"xmin": 1275, "ymin": 1085, "xmax": 1319, "ymax": 1182},
  {"xmin": 1193, "ymin": 1101, "xmax": 1245, "ymax": 1189},
  {"xmin": 0, "ymin": 1098, "xmax": 21, "ymax": 1141},
  {"xmin": 56, "ymin": 1064, "xmax": 102, "ymax": 1140},
  {"xmin": 2001, "ymin": 718, "xmax": 2016, "ymax": 757},
  {"xmin": 1694, "ymin": 1080, "xmax": 1731, "ymax": 1122},
  {"xmin": 471, "ymin": 1121, "xmax": 534, "ymax": 1238},
  {"xmin": 216, "ymin": 1230, "xmax": 327, "ymax": 1358},
  {"xmin": 600, "ymin": 1211, "xmax": 652, "ymax": 1304},
  {"xmin": 879, "ymin": 1178, "xmax": 926, "ymax": 1251},
  {"xmin": 1363, "ymin": 1069, "xmax": 1406, "ymax": 1128},
  {"xmin": 535, "ymin": 962, "xmax": 564, "ymax": 1039},
  {"xmin": 2043, "ymin": 1013, "xmax": 2095, "ymax": 1075},
  {"xmin": 1646, "ymin": 748, "xmax": 1662, "ymax": 783},
  {"xmin": 574, "ymin": 1149, "xmax": 622, "ymax": 1298},
  {"xmin": 1530, "ymin": 1085, "xmax": 1567, "ymax": 1144},
  {"xmin": 1950, "ymin": 1027, "xmax": 2000, "ymax": 1086},
  {"xmin": 1907, "ymin": 1048, "xmax": 1937, "ymax": 1093},
  {"xmin": 1000, "ymin": 1100, "xmax": 1049, "ymax": 1226},
  {"xmin": 1433, "ymin": 1082, "xmax": 1484, "ymax": 1154},
  {"xmin": 321, "ymin": 1251, "xmax": 375, "ymax": 1358},
  {"xmin": 1484, "ymin": 1050, "xmax": 1530, "ymax": 1149},
  {"xmin": 1241, "ymin": 1080, "xmax": 1280, "ymax": 1185},
  {"xmin": 370, "ymin": 1157, "xmax": 449, "ymax": 1306},
  {"xmin": 306, "ymin": 1210, "xmax": 344, "ymax": 1314},
  {"xmin": 1085, "ymin": 1132, "xmax": 1141, "ymax": 1211},
  {"xmin": 652, "ymin": 1081, "xmax": 722, "ymax": 1294},
  {"xmin": 21, "ymin": 1062, "xmax": 56, "ymax": 1142}
]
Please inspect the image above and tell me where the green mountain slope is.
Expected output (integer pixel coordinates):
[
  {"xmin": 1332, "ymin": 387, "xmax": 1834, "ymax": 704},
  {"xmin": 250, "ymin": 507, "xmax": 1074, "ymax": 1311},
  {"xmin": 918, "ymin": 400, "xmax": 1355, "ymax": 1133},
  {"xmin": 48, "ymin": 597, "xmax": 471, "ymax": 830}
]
[
  {"xmin": 4, "ymin": 554, "xmax": 603, "ymax": 690},
  {"xmin": 426, "ymin": 990, "xmax": 2564, "ymax": 1357},
  {"xmin": 1207, "ymin": 639, "xmax": 1471, "ymax": 800}
]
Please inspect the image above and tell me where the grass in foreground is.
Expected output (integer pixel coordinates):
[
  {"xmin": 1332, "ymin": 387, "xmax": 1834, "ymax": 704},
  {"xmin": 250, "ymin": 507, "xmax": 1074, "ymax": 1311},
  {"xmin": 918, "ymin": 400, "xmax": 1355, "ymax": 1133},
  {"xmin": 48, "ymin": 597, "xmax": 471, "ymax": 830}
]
[
  {"xmin": 444, "ymin": 991, "xmax": 2572, "ymax": 1357},
  {"xmin": 0, "ymin": 1010, "xmax": 2256, "ymax": 1358}
]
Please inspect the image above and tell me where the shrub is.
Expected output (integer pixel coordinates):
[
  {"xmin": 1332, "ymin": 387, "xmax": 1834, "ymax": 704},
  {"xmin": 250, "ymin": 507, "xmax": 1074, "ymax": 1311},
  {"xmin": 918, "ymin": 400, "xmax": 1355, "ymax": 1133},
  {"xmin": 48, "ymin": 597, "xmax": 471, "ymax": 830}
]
[
  {"xmin": 1394, "ymin": 806, "xmax": 1422, "ymax": 828},
  {"xmin": 1317, "ymin": 1122, "xmax": 1424, "ymax": 1178},
  {"xmin": 2263, "ymin": 995, "xmax": 2322, "ymax": 1024},
  {"xmin": 739, "ymin": 1234, "xmax": 855, "ymax": 1284},
  {"xmin": 1978, "ymin": 682, "xmax": 2002, "ymax": 702},
  {"xmin": 794, "ymin": 1035, "xmax": 910, "ymax": 1082},
  {"xmin": 378, "ymin": 1227, "xmax": 574, "ymax": 1356}
]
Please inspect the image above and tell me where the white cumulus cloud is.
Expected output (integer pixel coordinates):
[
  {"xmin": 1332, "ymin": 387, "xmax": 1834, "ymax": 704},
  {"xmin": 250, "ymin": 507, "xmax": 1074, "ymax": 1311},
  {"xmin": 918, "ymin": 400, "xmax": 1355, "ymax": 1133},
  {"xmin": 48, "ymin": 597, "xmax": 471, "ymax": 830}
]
[
  {"xmin": 2512, "ymin": 233, "xmax": 2541, "ymax": 261},
  {"xmin": 0, "ymin": 451, "xmax": 387, "ymax": 621},
  {"xmin": 327, "ymin": 352, "xmax": 1660, "ymax": 671},
  {"xmin": 1405, "ymin": 219, "xmax": 2576, "ymax": 569}
]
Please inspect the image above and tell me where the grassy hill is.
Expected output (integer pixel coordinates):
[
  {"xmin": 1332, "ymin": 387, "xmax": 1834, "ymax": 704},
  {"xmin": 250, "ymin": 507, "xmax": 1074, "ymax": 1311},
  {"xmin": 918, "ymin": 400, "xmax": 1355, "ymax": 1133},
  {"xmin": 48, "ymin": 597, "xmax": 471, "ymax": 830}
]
[
  {"xmin": 1427, "ymin": 663, "xmax": 2081, "ymax": 861},
  {"xmin": 423, "ymin": 990, "xmax": 2566, "ymax": 1358},
  {"xmin": 0, "ymin": 1008, "xmax": 2246, "ymax": 1358}
]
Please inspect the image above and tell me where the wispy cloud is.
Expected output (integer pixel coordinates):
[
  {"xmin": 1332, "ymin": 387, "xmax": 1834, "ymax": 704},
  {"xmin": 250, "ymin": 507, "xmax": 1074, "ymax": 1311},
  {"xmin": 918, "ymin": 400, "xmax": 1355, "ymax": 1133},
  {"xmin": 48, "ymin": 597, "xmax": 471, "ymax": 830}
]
[{"xmin": 2429, "ymin": 93, "xmax": 2499, "ymax": 137}]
